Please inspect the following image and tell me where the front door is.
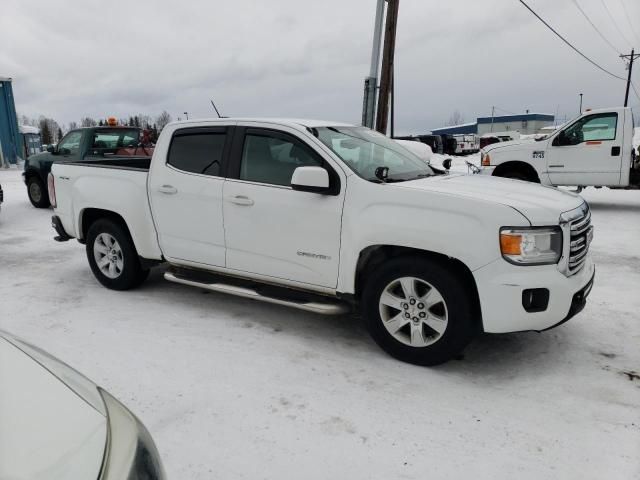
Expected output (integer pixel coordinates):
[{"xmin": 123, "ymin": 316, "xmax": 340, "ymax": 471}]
[
  {"xmin": 148, "ymin": 126, "xmax": 230, "ymax": 267},
  {"xmin": 222, "ymin": 126, "xmax": 344, "ymax": 288},
  {"xmin": 546, "ymin": 111, "xmax": 623, "ymax": 186}
]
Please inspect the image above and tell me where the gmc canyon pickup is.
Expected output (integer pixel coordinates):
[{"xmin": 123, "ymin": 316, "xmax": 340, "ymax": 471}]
[
  {"xmin": 479, "ymin": 107, "xmax": 638, "ymax": 190},
  {"xmin": 50, "ymin": 119, "xmax": 595, "ymax": 365}
]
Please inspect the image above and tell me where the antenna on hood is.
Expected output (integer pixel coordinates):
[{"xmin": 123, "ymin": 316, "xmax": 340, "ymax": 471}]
[{"xmin": 210, "ymin": 99, "xmax": 225, "ymax": 118}]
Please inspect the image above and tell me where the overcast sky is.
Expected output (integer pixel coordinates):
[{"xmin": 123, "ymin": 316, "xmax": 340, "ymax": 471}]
[{"xmin": 1, "ymin": 0, "xmax": 638, "ymax": 133}]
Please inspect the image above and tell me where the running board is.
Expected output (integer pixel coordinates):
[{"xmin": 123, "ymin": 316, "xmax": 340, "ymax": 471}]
[{"xmin": 164, "ymin": 271, "xmax": 349, "ymax": 315}]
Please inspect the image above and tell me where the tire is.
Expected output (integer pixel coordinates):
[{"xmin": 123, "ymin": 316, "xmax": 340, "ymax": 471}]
[
  {"xmin": 362, "ymin": 256, "xmax": 477, "ymax": 366},
  {"xmin": 86, "ymin": 219, "xmax": 149, "ymax": 290},
  {"xmin": 27, "ymin": 176, "xmax": 50, "ymax": 208}
]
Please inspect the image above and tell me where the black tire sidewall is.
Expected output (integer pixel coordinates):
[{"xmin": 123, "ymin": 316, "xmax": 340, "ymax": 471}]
[
  {"xmin": 362, "ymin": 257, "xmax": 476, "ymax": 366},
  {"xmin": 27, "ymin": 177, "xmax": 50, "ymax": 208},
  {"xmin": 86, "ymin": 219, "xmax": 145, "ymax": 290}
]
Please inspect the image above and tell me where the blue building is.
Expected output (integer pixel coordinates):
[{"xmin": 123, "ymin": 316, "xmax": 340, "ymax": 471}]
[
  {"xmin": 431, "ymin": 113, "xmax": 555, "ymax": 136},
  {"xmin": 0, "ymin": 76, "xmax": 21, "ymax": 165}
]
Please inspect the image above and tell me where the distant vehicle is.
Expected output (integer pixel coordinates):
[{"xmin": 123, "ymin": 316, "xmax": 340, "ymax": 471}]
[
  {"xmin": 439, "ymin": 134, "xmax": 458, "ymax": 155},
  {"xmin": 478, "ymin": 107, "xmax": 638, "ymax": 189},
  {"xmin": 19, "ymin": 125, "xmax": 42, "ymax": 160},
  {"xmin": 394, "ymin": 134, "xmax": 443, "ymax": 154},
  {"xmin": 50, "ymin": 118, "xmax": 594, "ymax": 366},
  {"xmin": 0, "ymin": 330, "xmax": 165, "ymax": 480},
  {"xmin": 453, "ymin": 134, "xmax": 478, "ymax": 155},
  {"xmin": 23, "ymin": 126, "xmax": 153, "ymax": 208}
]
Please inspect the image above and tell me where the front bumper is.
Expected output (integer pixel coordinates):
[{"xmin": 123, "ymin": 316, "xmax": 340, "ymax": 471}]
[{"xmin": 473, "ymin": 256, "xmax": 595, "ymax": 333}]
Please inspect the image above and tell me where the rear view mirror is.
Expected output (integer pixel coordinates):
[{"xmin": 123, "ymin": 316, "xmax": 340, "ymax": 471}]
[
  {"xmin": 442, "ymin": 159, "xmax": 452, "ymax": 170},
  {"xmin": 553, "ymin": 131, "xmax": 568, "ymax": 146},
  {"xmin": 291, "ymin": 166, "xmax": 330, "ymax": 194},
  {"xmin": 47, "ymin": 145, "xmax": 56, "ymax": 153}
]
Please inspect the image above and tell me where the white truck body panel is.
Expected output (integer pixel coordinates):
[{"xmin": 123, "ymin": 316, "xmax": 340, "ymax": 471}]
[
  {"xmin": 480, "ymin": 107, "xmax": 635, "ymax": 187},
  {"xmin": 52, "ymin": 118, "xmax": 594, "ymax": 333}
]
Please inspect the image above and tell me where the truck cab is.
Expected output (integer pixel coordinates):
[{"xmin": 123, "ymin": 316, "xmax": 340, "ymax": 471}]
[{"xmin": 479, "ymin": 107, "xmax": 637, "ymax": 188}]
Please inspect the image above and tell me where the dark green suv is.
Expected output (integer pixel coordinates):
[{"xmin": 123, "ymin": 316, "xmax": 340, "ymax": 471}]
[{"xmin": 23, "ymin": 126, "xmax": 148, "ymax": 207}]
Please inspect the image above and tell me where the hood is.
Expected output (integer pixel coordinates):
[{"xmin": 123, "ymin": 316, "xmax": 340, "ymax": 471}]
[
  {"xmin": 0, "ymin": 337, "xmax": 107, "ymax": 480},
  {"xmin": 395, "ymin": 173, "xmax": 584, "ymax": 225},
  {"xmin": 483, "ymin": 138, "xmax": 538, "ymax": 154}
]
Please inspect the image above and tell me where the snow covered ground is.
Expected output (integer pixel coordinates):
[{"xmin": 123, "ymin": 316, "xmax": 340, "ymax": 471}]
[{"xmin": 0, "ymin": 166, "xmax": 638, "ymax": 479}]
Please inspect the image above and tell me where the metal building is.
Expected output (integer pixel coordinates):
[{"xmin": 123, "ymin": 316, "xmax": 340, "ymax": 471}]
[
  {"xmin": 0, "ymin": 76, "xmax": 20, "ymax": 166},
  {"xmin": 430, "ymin": 113, "xmax": 555, "ymax": 136}
]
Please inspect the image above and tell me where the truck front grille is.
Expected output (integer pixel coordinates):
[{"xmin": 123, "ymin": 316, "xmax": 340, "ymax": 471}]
[{"xmin": 567, "ymin": 209, "xmax": 592, "ymax": 275}]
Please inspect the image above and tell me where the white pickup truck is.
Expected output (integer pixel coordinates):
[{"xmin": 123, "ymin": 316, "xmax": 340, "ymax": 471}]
[
  {"xmin": 50, "ymin": 118, "xmax": 595, "ymax": 365},
  {"xmin": 479, "ymin": 107, "xmax": 638, "ymax": 190}
]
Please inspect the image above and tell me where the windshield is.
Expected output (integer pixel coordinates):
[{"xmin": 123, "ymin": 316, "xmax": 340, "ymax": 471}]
[{"xmin": 314, "ymin": 126, "xmax": 434, "ymax": 182}]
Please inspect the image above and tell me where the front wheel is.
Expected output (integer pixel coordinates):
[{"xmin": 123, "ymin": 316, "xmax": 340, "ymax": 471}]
[
  {"xmin": 27, "ymin": 176, "xmax": 50, "ymax": 208},
  {"xmin": 362, "ymin": 257, "xmax": 477, "ymax": 366},
  {"xmin": 86, "ymin": 219, "xmax": 149, "ymax": 290}
]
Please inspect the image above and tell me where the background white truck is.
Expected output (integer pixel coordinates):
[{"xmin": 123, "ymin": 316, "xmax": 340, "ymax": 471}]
[
  {"xmin": 50, "ymin": 119, "xmax": 594, "ymax": 365},
  {"xmin": 479, "ymin": 107, "xmax": 638, "ymax": 190}
]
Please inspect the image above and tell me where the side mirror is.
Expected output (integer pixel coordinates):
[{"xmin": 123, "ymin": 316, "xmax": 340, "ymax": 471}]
[
  {"xmin": 47, "ymin": 145, "xmax": 56, "ymax": 153},
  {"xmin": 291, "ymin": 166, "xmax": 330, "ymax": 194},
  {"xmin": 442, "ymin": 158, "xmax": 452, "ymax": 170},
  {"xmin": 553, "ymin": 131, "xmax": 567, "ymax": 147}
]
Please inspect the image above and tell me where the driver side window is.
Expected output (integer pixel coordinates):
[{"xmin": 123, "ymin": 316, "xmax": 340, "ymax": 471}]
[
  {"xmin": 58, "ymin": 131, "xmax": 83, "ymax": 155},
  {"xmin": 560, "ymin": 113, "xmax": 618, "ymax": 146}
]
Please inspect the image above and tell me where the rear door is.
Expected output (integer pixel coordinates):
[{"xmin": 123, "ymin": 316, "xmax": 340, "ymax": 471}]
[
  {"xmin": 148, "ymin": 126, "xmax": 231, "ymax": 267},
  {"xmin": 222, "ymin": 124, "xmax": 345, "ymax": 288},
  {"xmin": 546, "ymin": 110, "xmax": 623, "ymax": 186}
]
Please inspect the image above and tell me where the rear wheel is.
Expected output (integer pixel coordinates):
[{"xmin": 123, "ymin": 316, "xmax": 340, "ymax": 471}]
[
  {"xmin": 27, "ymin": 176, "xmax": 50, "ymax": 208},
  {"xmin": 86, "ymin": 219, "xmax": 149, "ymax": 290},
  {"xmin": 362, "ymin": 257, "xmax": 477, "ymax": 366}
]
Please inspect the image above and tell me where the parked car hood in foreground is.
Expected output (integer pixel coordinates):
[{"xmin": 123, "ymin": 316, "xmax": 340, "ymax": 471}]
[
  {"xmin": 396, "ymin": 173, "xmax": 584, "ymax": 225},
  {"xmin": 0, "ymin": 336, "xmax": 107, "ymax": 480}
]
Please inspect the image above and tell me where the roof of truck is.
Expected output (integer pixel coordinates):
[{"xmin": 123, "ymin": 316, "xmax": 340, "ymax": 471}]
[{"xmin": 166, "ymin": 118, "xmax": 356, "ymax": 129}]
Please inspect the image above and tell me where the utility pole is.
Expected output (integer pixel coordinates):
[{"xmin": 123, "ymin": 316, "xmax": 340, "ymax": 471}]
[
  {"xmin": 362, "ymin": 0, "xmax": 385, "ymax": 129},
  {"xmin": 490, "ymin": 106, "xmax": 495, "ymax": 133},
  {"xmin": 184, "ymin": 111, "xmax": 189, "ymax": 120},
  {"xmin": 579, "ymin": 93, "xmax": 583, "ymax": 113},
  {"xmin": 375, "ymin": 0, "xmax": 400, "ymax": 135},
  {"xmin": 621, "ymin": 49, "xmax": 639, "ymax": 107}
]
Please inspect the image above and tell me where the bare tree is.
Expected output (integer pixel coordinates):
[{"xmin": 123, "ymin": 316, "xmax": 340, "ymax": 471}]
[
  {"xmin": 80, "ymin": 117, "xmax": 97, "ymax": 127},
  {"xmin": 68, "ymin": 121, "xmax": 78, "ymax": 130},
  {"xmin": 155, "ymin": 111, "xmax": 172, "ymax": 132},
  {"xmin": 447, "ymin": 110, "xmax": 465, "ymax": 126}
]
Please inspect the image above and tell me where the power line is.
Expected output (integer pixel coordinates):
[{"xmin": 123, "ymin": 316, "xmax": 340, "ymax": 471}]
[
  {"xmin": 571, "ymin": 0, "xmax": 621, "ymax": 55},
  {"xmin": 599, "ymin": 0, "xmax": 634, "ymax": 49},
  {"xmin": 618, "ymin": 0, "xmax": 640, "ymax": 46},
  {"xmin": 517, "ymin": 0, "xmax": 626, "ymax": 81}
]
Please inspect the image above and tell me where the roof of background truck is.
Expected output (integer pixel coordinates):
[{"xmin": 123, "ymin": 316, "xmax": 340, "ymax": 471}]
[{"xmin": 165, "ymin": 118, "xmax": 355, "ymax": 129}]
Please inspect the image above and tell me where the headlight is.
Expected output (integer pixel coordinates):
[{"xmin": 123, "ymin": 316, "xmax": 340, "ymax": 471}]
[{"xmin": 500, "ymin": 227, "xmax": 562, "ymax": 265}]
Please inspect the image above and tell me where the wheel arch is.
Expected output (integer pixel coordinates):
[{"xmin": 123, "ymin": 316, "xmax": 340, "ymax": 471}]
[
  {"xmin": 353, "ymin": 245, "xmax": 483, "ymax": 332},
  {"xmin": 493, "ymin": 161, "xmax": 540, "ymax": 182},
  {"xmin": 79, "ymin": 208, "xmax": 132, "ymax": 244}
]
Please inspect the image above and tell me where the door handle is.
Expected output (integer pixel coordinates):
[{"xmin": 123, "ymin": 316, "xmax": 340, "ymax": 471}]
[
  {"xmin": 158, "ymin": 185, "xmax": 178, "ymax": 195},
  {"xmin": 227, "ymin": 195, "xmax": 254, "ymax": 206}
]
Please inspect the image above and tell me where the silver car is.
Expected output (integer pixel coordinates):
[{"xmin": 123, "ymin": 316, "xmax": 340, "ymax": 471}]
[{"xmin": 0, "ymin": 331, "xmax": 165, "ymax": 479}]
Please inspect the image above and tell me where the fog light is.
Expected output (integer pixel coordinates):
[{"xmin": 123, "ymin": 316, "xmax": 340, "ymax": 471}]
[{"xmin": 522, "ymin": 288, "xmax": 549, "ymax": 313}]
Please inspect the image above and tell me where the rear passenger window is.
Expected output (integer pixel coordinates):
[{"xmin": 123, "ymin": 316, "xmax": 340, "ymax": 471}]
[{"xmin": 168, "ymin": 131, "xmax": 226, "ymax": 176}]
